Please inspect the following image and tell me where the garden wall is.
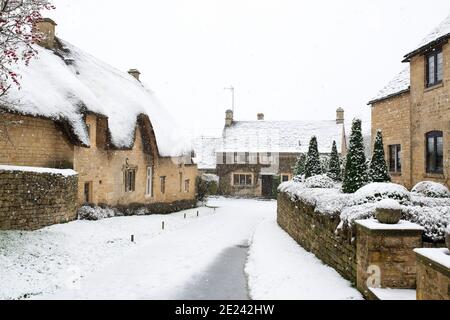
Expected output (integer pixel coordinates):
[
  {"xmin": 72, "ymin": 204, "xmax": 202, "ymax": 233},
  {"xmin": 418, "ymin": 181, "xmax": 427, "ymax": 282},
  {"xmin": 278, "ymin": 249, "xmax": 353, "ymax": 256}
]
[
  {"xmin": 0, "ymin": 168, "xmax": 78, "ymax": 230},
  {"xmin": 277, "ymin": 192, "xmax": 357, "ymax": 283}
]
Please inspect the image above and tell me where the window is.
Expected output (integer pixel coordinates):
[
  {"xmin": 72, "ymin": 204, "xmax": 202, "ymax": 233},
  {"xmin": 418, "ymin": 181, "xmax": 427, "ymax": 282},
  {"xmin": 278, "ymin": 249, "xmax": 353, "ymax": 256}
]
[
  {"xmin": 84, "ymin": 182, "xmax": 92, "ymax": 203},
  {"xmin": 125, "ymin": 169, "xmax": 136, "ymax": 192},
  {"xmin": 185, "ymin": 179, "xmax": 190, "ymax": 193},
  {"xmin": 233, "ymin": 174, "xmax": 253, "ymax": 186},
  {"xmin": 426, "ymin": 48, "xmax": 443, "ymax": 87},
  {"xmin": 179, "ymin": 172, "xmax": 183, "ymax": 192},
  {"xmin": 426, "ymin": 131, "xmax": 444, "ymax": 174},
  {"xmin": 388, "ymin": 145, "xmax": 402, "ymax": 173},
  {"xmin": 146, "ymin": 167, "xmax": 153, "ymax": 196},
  {"xmin": 281, "ymin": 174, "xmax": 290, "ymax": 182},
  {"xmin": 86, "ymin": 124, "xmax": 91, "ymax": 140},
  {"xmin": 160, "ymin": 176, "xmax": 166, "ymax": 194},
  {"xmin": 259, "ymin": 152, "xmax": 272, "ymax": 165}
]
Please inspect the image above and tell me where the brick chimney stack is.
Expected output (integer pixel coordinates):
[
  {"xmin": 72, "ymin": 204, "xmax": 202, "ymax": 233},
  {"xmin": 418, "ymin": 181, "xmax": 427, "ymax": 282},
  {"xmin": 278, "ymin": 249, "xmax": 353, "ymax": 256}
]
[
  {"xmin": 35, "ymin": 18, "xmax": 57, "ymax": 49},
  {"xmin": 257, "ymin": 113, "xmax": 265, "ymax": 121},
  {"xmin": 128, "ymin": 69, "xmax": 141, "ymax": 81}
]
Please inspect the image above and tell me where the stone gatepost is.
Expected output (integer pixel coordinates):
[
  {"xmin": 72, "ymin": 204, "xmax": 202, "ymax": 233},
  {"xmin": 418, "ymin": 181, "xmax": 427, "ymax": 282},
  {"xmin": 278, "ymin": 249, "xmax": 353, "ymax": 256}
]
[
  {"xmin": 355, "ymin": 220, "xmax": 424, "ymax": 298},
  {"xmin": 415, "ymin": 248, "xmax": 450, "ymax": 300}
]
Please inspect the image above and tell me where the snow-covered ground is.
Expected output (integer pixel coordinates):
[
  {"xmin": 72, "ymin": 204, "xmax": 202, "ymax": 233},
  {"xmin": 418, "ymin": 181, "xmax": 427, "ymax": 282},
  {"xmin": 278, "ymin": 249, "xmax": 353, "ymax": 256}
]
[{"xmin": 0, "ymin": 198, "xmax": 361, "ymax": 300}]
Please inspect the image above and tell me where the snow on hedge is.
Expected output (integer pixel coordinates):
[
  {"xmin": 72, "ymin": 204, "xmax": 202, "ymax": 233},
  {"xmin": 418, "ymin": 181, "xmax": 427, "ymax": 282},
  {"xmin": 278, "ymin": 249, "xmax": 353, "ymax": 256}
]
[
  {"xmin": 279, "ymin": 181, "xmax": 449, "ymax": 242},
  {"xmin": 5, "ymin": 40, "xmax": 190, "ymax": 157},
  {"xmin": 412, "ymin": 181, "xmax": 450, "ymax": 199},
  {"xmin": 0, "ymin": 165, "xmax": 77, "ymax": 177},
  {"xmin": 305, "ymin": 174, "xmax": 335, "ymax": 189}
]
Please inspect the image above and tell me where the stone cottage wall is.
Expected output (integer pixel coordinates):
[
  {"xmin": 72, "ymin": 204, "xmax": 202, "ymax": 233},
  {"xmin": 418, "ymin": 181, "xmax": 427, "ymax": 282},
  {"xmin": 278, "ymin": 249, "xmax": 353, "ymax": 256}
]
[
  {"xmin": 0, "ymin": 170, "xmax": 78, "ymax": 230},
  {"xmin": 277, "ymin": 192, "xmax": 357, "ymax": 283}
]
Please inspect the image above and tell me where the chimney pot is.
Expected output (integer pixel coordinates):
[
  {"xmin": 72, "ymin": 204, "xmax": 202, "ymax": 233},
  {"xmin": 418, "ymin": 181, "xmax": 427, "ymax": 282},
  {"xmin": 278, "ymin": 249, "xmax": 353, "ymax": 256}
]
[
  {"xmin": 336, "ymin": 108, "xmax": 345, "ymax": 124},
  {"xmin": 225, "ymin": 109, "xmax": 234, "ymax": 127},
  {"xmin": 128, "ymin": 69, "xmax": 141, "ymax": 81},
  {"xmin": 34, "ymin": 18, "xmax": 57, "ymax": 49},
  {"xmin": 257, "ymin": 113, "xmax": 265, "ymax": 121}
]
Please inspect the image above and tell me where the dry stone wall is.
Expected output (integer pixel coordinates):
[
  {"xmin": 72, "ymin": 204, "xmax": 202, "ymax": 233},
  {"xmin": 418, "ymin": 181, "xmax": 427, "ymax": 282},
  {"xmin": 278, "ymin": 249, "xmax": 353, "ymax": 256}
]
[{"xmin": 0, "ymin": 169, "xmax": 78, "ymax": 230}]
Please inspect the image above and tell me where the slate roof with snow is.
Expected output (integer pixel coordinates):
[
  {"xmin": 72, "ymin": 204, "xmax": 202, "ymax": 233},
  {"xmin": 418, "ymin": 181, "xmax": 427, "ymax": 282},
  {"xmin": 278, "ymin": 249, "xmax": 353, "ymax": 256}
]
[
  {"xmin": 192, "ymin": 136, "xmax": 221, "ymax": 170},
  {"xmin": 368, "ymin": 65, "xmax": 411, "ymax": 104},
  {"xmin": 404, "ymin": 14, "xmax": 450, "ymax": 61},
  {"xmin": 2, "ymin": 39, "xmax": 190, "ymax": 157},
  {"xmin": 369, "ymin": 15, "xmax": 450, "ymax": 104},
  {"xmin": 217, "ymin": 120, "xmax": 345, "ymax": 154}
]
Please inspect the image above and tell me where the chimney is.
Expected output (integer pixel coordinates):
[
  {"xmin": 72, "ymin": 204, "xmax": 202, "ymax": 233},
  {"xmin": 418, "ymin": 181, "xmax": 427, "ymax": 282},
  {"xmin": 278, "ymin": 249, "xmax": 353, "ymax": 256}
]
[
  {"xmin": 128, "ymin": 69, "xmax": 141, "ymax": 81},
  {"xmin": 225, "ymin": 109, "xmax": 234, "ymax": 127},
  {"xmin": 257, "ymin": 113, "xmax": 265, "ymax": 121},
  {"xmin": 34, "ymin": 18, "xmax": 57, "ymax": 49},
  {"xmin": 336, "ymin": 107, "xmax": 345, "ymax": 124}
]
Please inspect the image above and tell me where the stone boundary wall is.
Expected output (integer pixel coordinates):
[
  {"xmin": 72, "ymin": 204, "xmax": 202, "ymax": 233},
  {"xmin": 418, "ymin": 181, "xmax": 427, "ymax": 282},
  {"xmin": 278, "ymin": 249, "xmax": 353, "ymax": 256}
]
[
  {"xmin": 0, "ymin": 169, "xmax": 78, "ymax": 230},
  {"xmin": 277, "ymin": 192, "xmax": 357, "ymax": 283}
]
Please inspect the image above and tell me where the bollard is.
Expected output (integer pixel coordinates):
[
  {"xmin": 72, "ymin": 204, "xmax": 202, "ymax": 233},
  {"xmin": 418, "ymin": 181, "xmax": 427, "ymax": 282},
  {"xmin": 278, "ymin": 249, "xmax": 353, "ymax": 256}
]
[
  {"xmin": 162, "ymin": 221, "xmax": 165, "ymax": 230},
  {"xmin": 184, "ymin": 213, "xmax": 187, "ymax": 219},
  {"xmin": 131, "ymin": 235, "xmax": 135, "ymax": 243},
  {"xmin": 197, "ymin": 211, "xmax": 199, "ymax": 217}
]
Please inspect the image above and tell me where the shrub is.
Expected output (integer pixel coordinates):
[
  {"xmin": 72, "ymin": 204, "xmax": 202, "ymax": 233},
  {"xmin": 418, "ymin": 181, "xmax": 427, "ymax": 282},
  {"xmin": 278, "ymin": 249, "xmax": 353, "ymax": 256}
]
[
  {"xmin": 411, "ymin": 181, "xmax": 450, "ymax": 199},
  {"xmin": 351, "ymin": 182, "xmax": 411, "ymax": 206},
  {"xmin": 305, "ymin": 174, "xmax": 335, "ymax": 189},
  {"xmin": 78, "ymin": 205, "xmax": 118, "ymax": 221}
]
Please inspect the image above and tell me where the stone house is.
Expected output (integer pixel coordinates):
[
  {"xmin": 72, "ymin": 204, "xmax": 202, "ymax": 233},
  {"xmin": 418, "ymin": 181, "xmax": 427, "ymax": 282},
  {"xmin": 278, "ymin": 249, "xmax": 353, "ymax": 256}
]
[
  {"xmin": 369, "ymin": 15, "xmax": 450, "ymax": 189},
  {"xmin": 0, "ymin": 19, "xmax": 198, "ymax": 214},
  {"xmin": 194, "ymin": 109, "xmax": 348, "ymax": 198}
]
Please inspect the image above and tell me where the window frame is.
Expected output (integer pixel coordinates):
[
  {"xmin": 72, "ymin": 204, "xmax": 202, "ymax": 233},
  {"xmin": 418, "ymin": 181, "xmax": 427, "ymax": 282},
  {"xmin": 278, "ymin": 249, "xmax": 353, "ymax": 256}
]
[
  {"xmin": 281, "ymin": 174, "xmax": 290, "ymax": 182},
  {"xmin": 426, "ymin": 131, "xmax": 444, "ymax": 174},
  {"xmin": 184, "ymin": 179, "xmax": 190, "ymax": 193},
  {"xmin": 388, "ymin": 144, "xmax": 402, "ymax": 174},
  {"xmin": 160, "ymin": 176, "xmax": 166, "ymax": 194},
  {"xmin": 146, "ymin": 166, "xmax": 153, "ymax": 197},
  {"xmin": 124, "ymin": 168, "xmax": 136, "ymax": 193},
  {"xmin": 426, "ymin": 48, "xmax": 443, "ymax": 88},
  {"xmin": 232, "ymin": 173, "xmax": 253, "ymax": 187}
]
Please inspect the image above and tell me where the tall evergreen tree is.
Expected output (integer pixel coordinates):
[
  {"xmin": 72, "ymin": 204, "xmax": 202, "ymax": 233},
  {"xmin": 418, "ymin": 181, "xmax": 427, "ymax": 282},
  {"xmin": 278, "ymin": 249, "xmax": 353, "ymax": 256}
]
[
  {"xmin": 342, "ymin": 119, "xmax": 368, "ymax": 193},
  {"xmin": 293, "ymin": 153, "xmax": 307, "ymax": 176},
  {"xmin": 305, "ymin": 136, "xmax": 322, "ymax": 178},
  {"xmin": 328, "ymin": 141, "xmax": 341, "ymax": 181},
  {"xmin": 369, "ymin": 130, "xmax": 391, "ymax": 183}
]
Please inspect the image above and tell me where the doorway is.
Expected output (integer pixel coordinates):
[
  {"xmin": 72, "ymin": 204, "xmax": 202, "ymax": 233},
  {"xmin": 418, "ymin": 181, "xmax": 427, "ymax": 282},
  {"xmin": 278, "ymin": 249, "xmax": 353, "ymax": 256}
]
[{"xmin": 261, "ymin": 175, "xmax": 273, "ymax": 198}]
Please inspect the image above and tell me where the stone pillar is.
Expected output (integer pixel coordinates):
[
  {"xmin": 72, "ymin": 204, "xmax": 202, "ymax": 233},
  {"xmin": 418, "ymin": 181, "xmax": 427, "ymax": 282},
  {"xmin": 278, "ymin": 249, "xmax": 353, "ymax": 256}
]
[
  {"xmin": 356, "ymin": 220, "xmax": 424, "ymax": 298},
  {"xmin": 415, "ymin": 248, "xmax": 450, "ymax": 300}
]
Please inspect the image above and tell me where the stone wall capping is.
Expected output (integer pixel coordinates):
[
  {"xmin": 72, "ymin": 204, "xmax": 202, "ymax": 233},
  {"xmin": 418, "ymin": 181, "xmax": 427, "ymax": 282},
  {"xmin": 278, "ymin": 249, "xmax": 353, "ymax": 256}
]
[
  {"xmin": 414, "ymin": 248, "xmax": 450, "ymax": 277},
  {"xmin": 356, "ymin": 219, "xmax": 425, "ymax": 236}
]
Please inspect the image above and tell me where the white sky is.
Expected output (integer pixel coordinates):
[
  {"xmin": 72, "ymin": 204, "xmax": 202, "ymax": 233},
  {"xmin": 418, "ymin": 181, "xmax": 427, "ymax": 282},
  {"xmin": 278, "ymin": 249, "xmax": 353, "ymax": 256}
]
[{"xmin": 49, "ymin": 0, "xmax": 450, "ymax": 137}]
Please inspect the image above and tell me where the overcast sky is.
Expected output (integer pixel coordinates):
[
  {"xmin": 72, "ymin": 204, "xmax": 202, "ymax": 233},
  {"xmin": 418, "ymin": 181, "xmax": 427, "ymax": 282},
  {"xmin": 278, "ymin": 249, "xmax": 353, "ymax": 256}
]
[{"xmin": 49, "ymin": 0, "xmax": 450, "ymax": 137}]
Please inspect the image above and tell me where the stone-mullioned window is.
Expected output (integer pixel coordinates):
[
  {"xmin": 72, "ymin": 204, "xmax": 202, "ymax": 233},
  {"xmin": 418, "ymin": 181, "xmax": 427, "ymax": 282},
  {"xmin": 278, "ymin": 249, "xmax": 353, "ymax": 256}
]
[{"xmin": 426, "ymin": 48, "xmax": 443, "ymax": 87}]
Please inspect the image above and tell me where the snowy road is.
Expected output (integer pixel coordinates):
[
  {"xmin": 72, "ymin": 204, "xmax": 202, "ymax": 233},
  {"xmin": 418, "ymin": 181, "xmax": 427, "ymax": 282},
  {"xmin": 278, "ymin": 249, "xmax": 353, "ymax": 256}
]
[{"xmin": 1, "ymin": 198, "xmax": 362, "ymax": 300}]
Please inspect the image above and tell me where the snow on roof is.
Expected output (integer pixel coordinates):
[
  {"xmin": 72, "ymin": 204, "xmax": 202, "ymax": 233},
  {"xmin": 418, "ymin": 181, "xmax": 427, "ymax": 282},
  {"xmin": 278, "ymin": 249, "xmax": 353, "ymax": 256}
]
[
  {"xmin": 369, "ymin": 65, "xmax": 410, "ymax": 104},
  {"xmin": 192, "ymin": 136, "xmax": 221, "ymax": 170},
  {"xmin": 0, "ymin": 165, "xmax": 77, "ymax": 177},
  {"xmin": 217, "ymin": 120, "xmax": 345, "ymax": 154},
  {"xmin": 404, "ymin": 14, "xmax": 450, "ymax": 61},
  {"xmin": 3, "ymin": 39, "xmax": 190, "ymax": 157}
]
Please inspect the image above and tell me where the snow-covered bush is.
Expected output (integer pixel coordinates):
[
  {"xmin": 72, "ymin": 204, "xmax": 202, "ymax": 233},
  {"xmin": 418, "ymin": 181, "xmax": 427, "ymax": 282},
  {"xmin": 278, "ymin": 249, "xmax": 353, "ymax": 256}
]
[
  {"xmin": 403, "ymin": 206, "xmax": 450, "ymax": 242},
  {"xmin": 350, "ymin": 183, "xmax": 411, "ymax": 206},
  {"xmin": 292, "ymin": 175, "xmax": 304, "ymax": 183},
  {"xmin": 411, "ymin": 181, "xmax": 450, "ymax": 199},
  {"xmin": 305, "ymin": 174, "xmax": 335, "ymax": 189},
  {"xmin": 78, "ymin": 206, "xmax": 121, "ymax": 221}
]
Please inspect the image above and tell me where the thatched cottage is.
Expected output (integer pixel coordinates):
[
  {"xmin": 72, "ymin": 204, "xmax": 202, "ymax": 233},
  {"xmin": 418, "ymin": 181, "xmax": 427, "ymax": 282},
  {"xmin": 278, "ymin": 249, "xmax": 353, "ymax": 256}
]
[{"xmin": 0, "ymin": 19, "xmax": 198, "ymax": 222}]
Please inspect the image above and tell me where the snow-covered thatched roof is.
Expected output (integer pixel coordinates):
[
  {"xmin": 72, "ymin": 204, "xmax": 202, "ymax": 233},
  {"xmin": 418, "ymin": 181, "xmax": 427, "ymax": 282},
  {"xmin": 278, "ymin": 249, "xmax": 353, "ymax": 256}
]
[
  {"xmin": 368, "ymin": 65, "xmax": 410, "ymax": 105},
  {"xmin": 218, "ymin": 120, "xmax": 345, "ymax": 154},
  {"xmin": 2, "ymin": 39, "xmax": 190, "ymax": 157},
  {"xmin": 403, "ymin": 14, "xmax": 450, "ymax": 62}
]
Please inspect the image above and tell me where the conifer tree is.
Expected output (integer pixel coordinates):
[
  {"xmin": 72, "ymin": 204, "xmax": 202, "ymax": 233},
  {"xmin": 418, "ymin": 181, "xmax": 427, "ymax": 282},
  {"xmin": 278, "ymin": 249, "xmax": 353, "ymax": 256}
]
[
  {"xmin": 305, "ymin": 136, "xmax": 322, "ymax": 178},
  {"xmin": 342, "ymin": 119, "xmax": 368, "ymax": 193},
  {"xmin": 369, "ymin": 130, "xmax": 391, "ymax": 183},
  {"xmin": 328, "ymin": 141, "xmax": 341, "ymax": 181},
  {"xmin": 293, "ymin": 153, "xmax": 307, "ymax": 177}
]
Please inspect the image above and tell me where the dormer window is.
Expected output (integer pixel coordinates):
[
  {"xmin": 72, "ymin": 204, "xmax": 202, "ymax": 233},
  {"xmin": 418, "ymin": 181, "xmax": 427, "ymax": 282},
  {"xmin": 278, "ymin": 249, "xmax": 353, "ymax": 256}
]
[{"xmin": 426, "ymin": 48, "xmax": 443, "ymax": 87}]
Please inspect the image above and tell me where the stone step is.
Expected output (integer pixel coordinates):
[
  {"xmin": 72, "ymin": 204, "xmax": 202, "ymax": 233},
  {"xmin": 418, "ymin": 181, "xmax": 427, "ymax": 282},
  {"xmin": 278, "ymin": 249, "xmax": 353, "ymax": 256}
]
[{"xmin": 368, "ymin": 288, "xmax": 416, "ymax": 300}]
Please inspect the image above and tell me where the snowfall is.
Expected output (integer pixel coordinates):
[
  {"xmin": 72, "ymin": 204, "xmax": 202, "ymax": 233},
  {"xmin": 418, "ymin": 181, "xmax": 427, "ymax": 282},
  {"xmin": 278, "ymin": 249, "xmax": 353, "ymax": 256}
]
[{"xmin": 0, "ymin": 198, "xmax": 362, "ymax": 300}]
